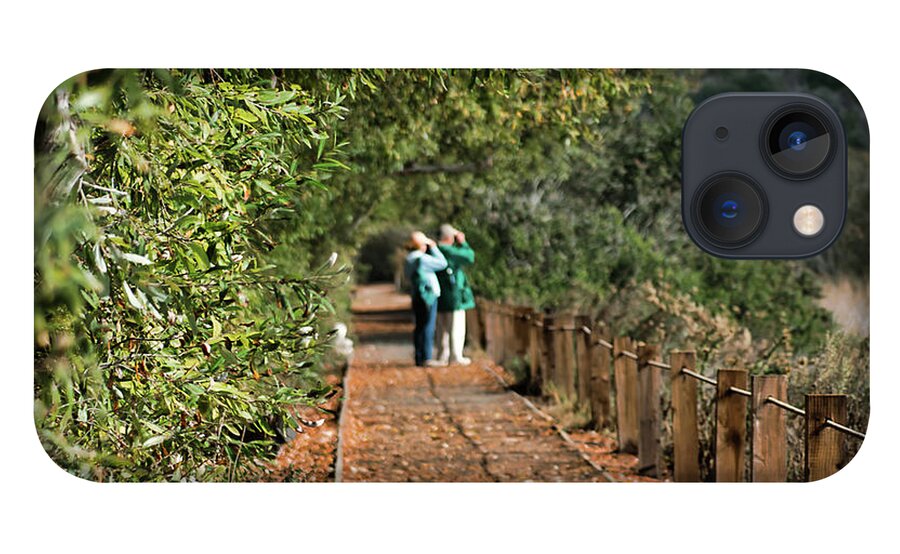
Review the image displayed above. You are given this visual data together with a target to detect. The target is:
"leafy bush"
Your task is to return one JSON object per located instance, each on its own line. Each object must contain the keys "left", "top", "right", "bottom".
{"left": 35, "top": 70, "right": 349, "bottom": 481}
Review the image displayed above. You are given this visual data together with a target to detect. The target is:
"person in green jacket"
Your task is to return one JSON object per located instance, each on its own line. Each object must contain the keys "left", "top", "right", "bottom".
{"left": 434, "top": 224, "right": 476, "bottom": 365}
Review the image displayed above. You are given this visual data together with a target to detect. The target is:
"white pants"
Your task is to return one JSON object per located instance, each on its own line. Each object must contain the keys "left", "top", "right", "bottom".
{"left": 436, "top": 309, "right": 467, "bottom": 363}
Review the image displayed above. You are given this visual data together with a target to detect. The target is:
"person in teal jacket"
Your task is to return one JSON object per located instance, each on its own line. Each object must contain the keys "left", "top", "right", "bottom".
{"left": 434, "top": 224, "right": 476, "bottom": 365}
{"left": 404, "top": 231, "right": 447, "bottom": 367}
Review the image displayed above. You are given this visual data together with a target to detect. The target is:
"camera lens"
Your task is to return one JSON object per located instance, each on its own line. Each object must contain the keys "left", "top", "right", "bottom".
{"left": 763, "top": 106, "right": 834, "bottom": 178}
{"left": 787, "top": 130, "right": 808, "bottom": 151}
{"left": 694, "top": 173, "right": 767, "bottom": 247}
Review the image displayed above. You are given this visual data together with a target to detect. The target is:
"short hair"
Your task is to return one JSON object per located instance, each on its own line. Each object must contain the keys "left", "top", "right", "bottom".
{"left": 439, "top": 224, "right": 458, "bottom": 241}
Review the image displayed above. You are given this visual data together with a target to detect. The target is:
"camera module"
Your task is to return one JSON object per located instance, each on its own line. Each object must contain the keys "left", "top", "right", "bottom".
{"left": 682, "top": 92, "right": 848, "bottom": 258}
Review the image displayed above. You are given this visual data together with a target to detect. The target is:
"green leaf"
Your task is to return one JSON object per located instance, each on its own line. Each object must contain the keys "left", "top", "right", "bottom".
{"left": 122, "top": 252, "right": 153, "bottom": 265}
{"left": 142, "top": 420, "right": 166, "bottom": 434}
{"left": 142, "top": 435, "right": 167, "bottom": 448}
{"left": 187, "top": 242, "right": 210, "bottom": 271}
{"left": 232, "top": 108, "right": 258, "bottom": 124}
{"left": 93, "top": 243, "right": 107, "bottom": 274}
{"left": 122, "top": 281, "right": 145, "bottom": 312}
{"left": 257, "top": 90, "right": 296, "bottom": 105}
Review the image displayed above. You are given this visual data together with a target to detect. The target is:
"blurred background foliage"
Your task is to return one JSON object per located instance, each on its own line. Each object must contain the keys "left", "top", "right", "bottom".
{"left": 35, "top": 69, "right": 868, "bottom": 481}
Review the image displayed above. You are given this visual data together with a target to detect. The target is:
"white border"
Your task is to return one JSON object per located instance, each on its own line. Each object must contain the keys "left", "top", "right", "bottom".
{"left": 3, "top": 1, "right": 895, "bottom": 552}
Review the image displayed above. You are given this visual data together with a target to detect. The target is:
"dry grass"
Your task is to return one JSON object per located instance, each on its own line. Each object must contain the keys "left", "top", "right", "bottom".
{"left": 818, "top": 277, "right": 869, "bottom": 336}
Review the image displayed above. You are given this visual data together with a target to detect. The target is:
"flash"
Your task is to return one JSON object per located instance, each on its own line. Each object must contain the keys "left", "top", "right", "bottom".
{"left": 793, "top": 205, "right": 825, "bottom": 237}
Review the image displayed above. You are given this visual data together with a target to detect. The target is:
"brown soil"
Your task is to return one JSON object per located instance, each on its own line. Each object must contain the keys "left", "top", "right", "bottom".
{"left": 264, "top": 375, "right": 342, "bottom": 482}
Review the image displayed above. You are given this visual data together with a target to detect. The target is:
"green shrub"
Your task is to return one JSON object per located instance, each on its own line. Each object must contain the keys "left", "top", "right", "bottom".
{"left": 34, "top": 70, "right": 349, "bottom": 481}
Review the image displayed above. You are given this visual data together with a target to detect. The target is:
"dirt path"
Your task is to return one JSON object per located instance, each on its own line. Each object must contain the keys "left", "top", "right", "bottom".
{"left": 338, "top": 284, "right": 653, "bottom": 482}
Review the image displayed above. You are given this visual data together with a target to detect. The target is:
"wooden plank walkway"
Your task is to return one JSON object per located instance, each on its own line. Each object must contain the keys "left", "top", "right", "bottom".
{"left": 337, "top": 284, "right": 639, "bottom": 482}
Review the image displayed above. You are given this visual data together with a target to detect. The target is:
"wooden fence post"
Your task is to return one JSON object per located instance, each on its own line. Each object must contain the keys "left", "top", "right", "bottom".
{"left": 715, "top": 369, "right": 749, "bottom": 482}
{"left": 589, "top": 322, "right": 612, "bottom": 429}
{"left": 470, "top": 298, "right": 480, "bottom": 351}
{"left": 493, "top": 303, "right": 503, "bottom": 361}
{"left": 528, "top": 311, "right": 543, "bottom": 392}
{"left": 670, "top": 350, "right": 700, "bottom": 482}
{"left": 467, "top": 302, "right": 484, "bottom": 351}
{"left": 504, "top": 306, "right": 518, "bottom": 365}
{"left": 541, "top": 314, "right": 556, "bottom": 396}
{"left": 505, "top": 306, "right": 518, "bottom": 363}
{"left": 484, "top": 302, "right": 500, "bottom": 362}
{"left": 637, "top": 343, "right": 661, "bottom": 477}
{"left": 506, "top": 306, "right": 524, "bottom": 361}
{"left": 575, "top": 315, "right": 593, "bottom": 415}
{"left": 500, "top": 304, "right": 512, "bottom": 364}
{"left": 553, "top": 314, "right": 577, "bottom": 400}
{"left": 520, "top": 308, "right": 533, "bottom": 384}
{"left": 549, "top": 315, "right": 563, "bottom": 393}
{"left": 805, "top": 394, "right": 848, "bottom": 481}
{"left": 613, "top": 337, "right": 639, "bottom": 454}
{"left": 514, "top": 307, "right": 531, "bottom": 362}
{"left": 497, "top": 304, "right": 509, "bottom": 365}
{"left": 751, "top": 374, "right": 788, "bottom": 482}
{"left": 481, "top": 301, "right": 491, "bottom": 358}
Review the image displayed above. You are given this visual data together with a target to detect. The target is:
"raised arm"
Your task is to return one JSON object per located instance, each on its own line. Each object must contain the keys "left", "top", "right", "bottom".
{"left": 418, "top": 246, "right": 448, "bottom": 272}
{"left": 448, "top": 242, "right": 475, "bottom": 266}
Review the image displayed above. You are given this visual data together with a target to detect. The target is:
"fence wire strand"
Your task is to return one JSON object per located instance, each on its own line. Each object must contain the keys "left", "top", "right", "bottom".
{"left": 680, "top": 368, "right": 718, "bottom": 387}
{"left": 824, "top": 418, "right": 867, "bottom": 440}
{"left": 765, "top": 395, "right": 806, "bottom": 416}
{"left": 727, "top": 385, "right": 752, "bottom": 398}
{"left": 595, "top": 338, "right": 614, "bottom": 350}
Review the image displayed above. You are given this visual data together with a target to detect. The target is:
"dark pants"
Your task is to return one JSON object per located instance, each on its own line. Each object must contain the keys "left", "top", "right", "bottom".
{"left": 412, "top": 295, "right": 438, "bottom": 366}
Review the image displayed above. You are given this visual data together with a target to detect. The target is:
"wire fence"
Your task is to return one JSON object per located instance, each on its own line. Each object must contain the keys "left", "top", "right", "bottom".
{"left": 471, "top": 298, "right": 866, "bottom": 482}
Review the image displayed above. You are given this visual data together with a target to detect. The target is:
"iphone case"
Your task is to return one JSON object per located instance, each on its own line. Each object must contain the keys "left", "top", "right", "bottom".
{"left": 33, "top": 69, "right": 868, "bottom": 482}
